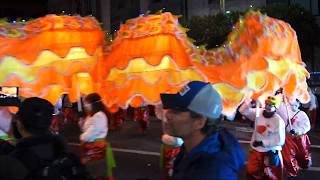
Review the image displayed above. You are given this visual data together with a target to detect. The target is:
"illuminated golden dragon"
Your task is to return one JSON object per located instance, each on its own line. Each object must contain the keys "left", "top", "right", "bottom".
{"left": 101, "top": 12, "right": 309, "bottom": 115}
{"left": 0, "top": 12, "right": 309, "bottom": 116}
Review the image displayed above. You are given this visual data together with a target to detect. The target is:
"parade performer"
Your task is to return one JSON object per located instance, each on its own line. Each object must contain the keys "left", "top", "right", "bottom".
{"left": 0, "top": 107, "right": 15, "bottom": 154}
{"left": 156, "top": 104, "right": 183, "bottom": 180}
{"left": 79, "top": 93, "right": 116, "bottom": 180}
{"left": 160, "top": 134, "right": 183, "bottom": 180}
{"left": 110, "top": 108, "right": 126, "bottom": 130}
{"left": 0, "top": 107, "right": 13, "bottom": 140}
{"left": 133, "top": 105, "right": 150, "bottom": 134}
{"left": 239, "top": 96, "right": 286, "bottom": 179}
{"left": 307, "top": 88, "right": 318, "bottom": 129}
{"left": 277, "top": 98, "right": 312, "bottom": 177}
{"left": 50, "top": 94, "right": 77, "bottom": 134}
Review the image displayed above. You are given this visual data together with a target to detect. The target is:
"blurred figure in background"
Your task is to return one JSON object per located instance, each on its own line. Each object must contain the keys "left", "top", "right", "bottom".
{"left": 308, "top": 88, "right": 318, "bottom": 130}
{"left": 0, "top": 107, "right": 15, "bottom": 155}
{"left": 161, "top": 134, "right": 183, "bottom": 180}
{"left": 50, "top": 94, "right": 77, "bottom": 134}
{"left": 110, "top": 108, "right": 126, "bottom": 130}
{"left": 300, "top": 88, "right": 318, "bottom": 130}
{"left": 0, "top": 107, "right": 13, "bottom": 139}
{"left": 156, "top": 104, "right": 183, "bottom": 180}
{"left": 133, "top": 105, "right": 150, "bottom": 135}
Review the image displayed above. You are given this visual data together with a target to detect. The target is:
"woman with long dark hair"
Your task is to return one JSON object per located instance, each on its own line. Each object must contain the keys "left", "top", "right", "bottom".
{"left": 79, "top": 93, "right": 115, "bottom": 180}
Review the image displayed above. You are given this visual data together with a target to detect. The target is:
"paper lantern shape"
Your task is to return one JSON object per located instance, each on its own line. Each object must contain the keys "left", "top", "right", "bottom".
{"left": 99, "top": 13, "right": 207, "bottom": 111}
{"left": 100, "top": 12, "right": 309, "bottom": 116}
{"left": 0, "top": 15, "right": 105, "bottom": 104}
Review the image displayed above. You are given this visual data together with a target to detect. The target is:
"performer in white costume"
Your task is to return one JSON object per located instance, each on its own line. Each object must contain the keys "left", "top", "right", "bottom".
{"left": 239, "top": 96, "right": 285, "bottom": 179}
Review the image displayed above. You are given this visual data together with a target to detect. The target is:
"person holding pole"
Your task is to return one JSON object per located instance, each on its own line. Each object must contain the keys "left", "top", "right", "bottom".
{"left": 277, "top": 96, "right": 312, "bottom": 177}
{"left": 239, "top": 96, "right": 286, "bottom": 179}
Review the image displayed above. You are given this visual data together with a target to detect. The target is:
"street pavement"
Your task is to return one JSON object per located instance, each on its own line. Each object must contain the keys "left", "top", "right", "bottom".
{"left": 64, "top": 117, "right": 320, "bottom": 180}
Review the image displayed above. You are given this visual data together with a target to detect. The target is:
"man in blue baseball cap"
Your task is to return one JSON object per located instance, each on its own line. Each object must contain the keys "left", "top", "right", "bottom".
{"left": 160, "top": 81, "right": 245, "bottom": 180}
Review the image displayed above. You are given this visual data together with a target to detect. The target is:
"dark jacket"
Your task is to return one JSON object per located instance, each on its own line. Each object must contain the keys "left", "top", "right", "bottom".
{"left": 172, "top": 128, "right": 245, "bottom": 180}
{"left": 0, "top": 139, "right": 15, "bottom": 155}
{"left": 0, "top": 134, "right": 66, "bottom": 180}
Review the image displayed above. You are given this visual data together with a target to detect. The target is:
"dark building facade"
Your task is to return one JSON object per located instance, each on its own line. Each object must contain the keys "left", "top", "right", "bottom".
{"left": 0, "top": 0, "right": 48, "bottom": 20}
{"left": 2, "top": 0, "right": 318, "bottom": 30}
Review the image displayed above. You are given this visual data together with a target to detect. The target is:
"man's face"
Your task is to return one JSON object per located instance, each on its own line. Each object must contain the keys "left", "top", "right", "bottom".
{"left": 265, "top": 102, "right": 276, "bottom": 112}
{"left": 164, "top": 109, "right": 200, "bottom": 139}
{"left": 263, "top": 101, "right": 276, "bottom": 118}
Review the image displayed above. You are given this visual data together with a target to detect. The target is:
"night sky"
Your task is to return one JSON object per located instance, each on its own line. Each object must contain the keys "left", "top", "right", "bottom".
{"left": 0, "top": 0, "right": 48, "bottom": 20}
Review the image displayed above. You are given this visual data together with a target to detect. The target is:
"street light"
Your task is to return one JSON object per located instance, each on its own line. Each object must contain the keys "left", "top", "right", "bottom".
{"left": 220, "top": 0, "right": 225, "bottom": 13}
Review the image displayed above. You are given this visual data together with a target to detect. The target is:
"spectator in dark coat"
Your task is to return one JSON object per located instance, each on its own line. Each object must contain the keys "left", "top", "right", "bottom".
{"left": 0, "top": 97, "right": 67, "bottom": 180}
